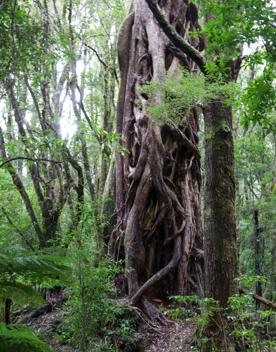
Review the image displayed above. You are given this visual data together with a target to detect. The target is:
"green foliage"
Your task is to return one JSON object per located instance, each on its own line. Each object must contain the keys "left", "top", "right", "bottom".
{"left": 164, "top": 295, "right": 201, "bottom": 321}
{"left": 61, "top": 253, "right": 137, "bottom": 350}
{"left": 0, "top": 246, "right": 69, "bottom": 305}
{"left": 0, "top": 1, "right": 53, "bottom": 82}
{"left": 141, "top": 71, "right": 238, "bottom": 125}
{"left": 0, "top": 323, "right": 50, "bottom": 352}
{"left": 190, "top": 294, "right": 275, "bottom": 351}
{"left": 197, "top": 0, "right": 275, "bottom": 69}
{"left": 0, "top": 170, "right": 31, "bottom": 247}
{"left": 168, "top": 293, "right": 275, "bottom": 351}
{"left": 240, "top": 65, "right": 276, "bottom": 133}
{"left": 235, "top": 129, "right": 275, "bottom": 295}
{"left": 227, "top": 294, "right": 275, "bottom": 351}
{"left": 235, "top": 275, "right": 268, "bottom": 290}
{"left": 58, "top": 205, "right": 137, "bottom": 351}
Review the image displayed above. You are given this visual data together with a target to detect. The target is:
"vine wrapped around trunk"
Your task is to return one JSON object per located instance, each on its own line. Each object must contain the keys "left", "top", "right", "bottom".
{"left": 109, "top": 0, "right": 205, "bottom": 314}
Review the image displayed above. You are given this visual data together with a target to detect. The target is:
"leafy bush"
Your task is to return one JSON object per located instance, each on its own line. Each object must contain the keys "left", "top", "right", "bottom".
{"left": 191, "top": 294, "right": 275, "bottom": 351}
{"left": 59, "top": 249, "right": 137, "bottom": 351}
{"left": 164, "top": 295, "right": 201, "bottom": 322}
{"left": 167, "top": 293, "right": 275, "bottom": 351}
{"left": 227, "top": 294, "right": 275, "bottom": 351}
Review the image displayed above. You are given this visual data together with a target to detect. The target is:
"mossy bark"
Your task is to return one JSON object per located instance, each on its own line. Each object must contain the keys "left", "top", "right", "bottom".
{"left": 202, "top": 101, "right": 238, "bottom": 352}
{"left": 204, "top": 101, "right": 238, "bottom": 307}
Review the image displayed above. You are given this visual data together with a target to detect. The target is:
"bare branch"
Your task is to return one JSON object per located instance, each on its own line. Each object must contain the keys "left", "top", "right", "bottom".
{"left": 78, "top": 37, "right": 108, "bottom": 68}
{"left": 0, "top": 157, "right": 62, "bottom": 169}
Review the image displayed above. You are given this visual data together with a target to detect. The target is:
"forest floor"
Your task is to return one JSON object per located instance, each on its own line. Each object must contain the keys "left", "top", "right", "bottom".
{"left": 25, "top": 290, "right": 197, "bottom": 351}
{"left": 28, "top": 308, "right": 197, "bottom": 351}
{"left": 29, "top": 312, "right": 196, "bottom": 352}
{"left": 25, "top": 290, "right": 74, "bottom": 351}
{"left": 28, "top": 309, "right": 74, "bottom": 352}
{"left": 143, "top": 321, "right": 196, "bottom": 351}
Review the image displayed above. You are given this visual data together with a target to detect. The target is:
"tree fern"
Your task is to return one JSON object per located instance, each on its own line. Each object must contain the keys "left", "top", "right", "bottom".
{"left": 0, "top": 323, "right": 51, "bottom": 352}
{"left": 0, "top": 247, "right": 69, "bottom": 351}
{"left": 0, "top": 246, "right": 69, "bottom": 305}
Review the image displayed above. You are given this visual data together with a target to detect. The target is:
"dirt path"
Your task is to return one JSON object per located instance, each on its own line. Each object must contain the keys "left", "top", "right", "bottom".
{"left": 144, "top": 322, "right": 196, "bottom": 352}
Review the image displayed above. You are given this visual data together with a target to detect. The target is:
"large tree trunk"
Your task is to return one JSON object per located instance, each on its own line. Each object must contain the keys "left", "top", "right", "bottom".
{"left": 110, "top": 0, "right": 204, "bottom": 314}
{"left": 141, "top": 0, "right": 240, "bottom": 347}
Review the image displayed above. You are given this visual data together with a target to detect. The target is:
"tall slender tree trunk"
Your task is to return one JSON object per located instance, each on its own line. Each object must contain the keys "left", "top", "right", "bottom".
{"left": 204, "top": 102, "right": 238, "bottom": 307}
{"left": 253, "top": 209, "right": 263, "bottom": 309}
{"left": 270, "top": 233, "right": 276, "bottom": 334}
{"left": 203, "top": 101, "right": 238, "bottom": 351}
{"left": 110, "top": 0, "right": 204, "bottom": 315}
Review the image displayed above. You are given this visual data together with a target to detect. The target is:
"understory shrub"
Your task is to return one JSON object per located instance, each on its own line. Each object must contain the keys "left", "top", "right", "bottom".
{"left": 58, "top": 205, "right": 138, "bottom": 351}
{"left": 166, "top": 293, "right": 275, "bottom": 352}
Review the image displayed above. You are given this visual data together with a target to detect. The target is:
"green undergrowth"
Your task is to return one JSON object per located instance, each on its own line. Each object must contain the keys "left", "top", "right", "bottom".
{"left": 55, "top": 205, "right": 139, "bottom": 352}
{"left": 0, "top": 245, "right": 70, "bottom": 351}
{"left": 58, "top": 256, "right": 138, "bottom": 351}
{"left": 164, "top": 292, "right": 275, "bottom": 352}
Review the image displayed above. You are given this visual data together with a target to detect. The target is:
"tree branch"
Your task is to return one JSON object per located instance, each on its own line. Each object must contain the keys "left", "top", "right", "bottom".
{"left": 1, "top": 207, "right": 35, "bottom": 251}
{"left": 0, "top": 127, "right": 44, "bottom": 245}
{"left": 78, "top": 36, "right": 108, "bottom": 68}
{"left": 144, "top": 0, "right": 207, "bottom": 75}
{"left": 0, "top": 157, "right": 62, "bottom": 169}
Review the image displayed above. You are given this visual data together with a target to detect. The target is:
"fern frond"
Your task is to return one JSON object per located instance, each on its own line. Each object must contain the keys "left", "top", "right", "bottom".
{"left": 0, "top": 323, "right": 50, "bottom": 352}
{"left": 0, "top": 246, "right": 70, "bottom": 304}
{"left": 0, "top": 248, "right": 69, "bottom": 280}
{"left": 0, "top": 281, "right": 43, "bottom": 305}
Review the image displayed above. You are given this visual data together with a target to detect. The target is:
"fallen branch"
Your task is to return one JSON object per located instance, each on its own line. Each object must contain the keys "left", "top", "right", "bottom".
{"left": 239, "top": 287, "right": 276, "bottom": 311}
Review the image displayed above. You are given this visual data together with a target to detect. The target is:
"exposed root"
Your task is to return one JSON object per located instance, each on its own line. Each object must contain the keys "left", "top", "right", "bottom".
{"left": 131, "top": 236, "right": 181, "bottom": 305}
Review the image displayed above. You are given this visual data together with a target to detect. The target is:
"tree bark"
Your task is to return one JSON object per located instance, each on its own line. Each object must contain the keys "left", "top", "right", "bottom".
{"left": 110, "top": 0, "right": 204, "bottom": 315}
{"left": 4, "top": 298, "right": 12, "bottom": 325}
{"left": 143, "top": 0, "right": 240, "bottom": 309}
{"left": 144, "top": 0, "right": 241, "bottom": 348}
{"left": 253, "top": 209, "right": 263, "bottom": 309}
{"left": 203, "top": 101, "right": 238, "bottom": 307}
{"left": 202, "top": 101, "right": 238, "bottom": 351}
